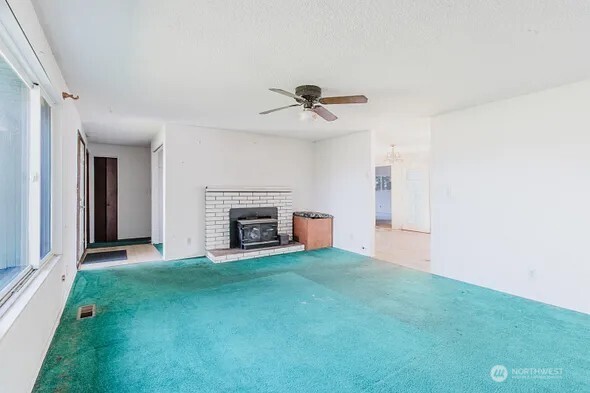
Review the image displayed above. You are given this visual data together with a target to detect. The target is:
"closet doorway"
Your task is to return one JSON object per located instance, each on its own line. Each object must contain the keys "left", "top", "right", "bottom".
{"left": 94, "top": 157, "right": 118, "bottom": 242}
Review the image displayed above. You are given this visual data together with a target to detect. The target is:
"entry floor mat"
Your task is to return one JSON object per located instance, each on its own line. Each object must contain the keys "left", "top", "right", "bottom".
{"left": 83, "top": 250, "right": 127, "bottom": 264}
{"left": 87, "top": 237, "right": 151, "bottom": 249}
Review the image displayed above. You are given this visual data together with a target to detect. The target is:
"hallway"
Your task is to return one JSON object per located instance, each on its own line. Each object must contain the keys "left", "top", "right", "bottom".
{"left": 374, "top": 228, "right": 430, "bottom": 273}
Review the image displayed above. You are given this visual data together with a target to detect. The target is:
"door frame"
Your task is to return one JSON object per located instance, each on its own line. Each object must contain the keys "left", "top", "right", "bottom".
{"left": 375, "top": 165, "right": 393, "bottom": 227}
{"left": 152, "top": 144, "right": 164, "bottom": 245}
{"left": 76, "top": 132, "right": 88, "bottom": 266}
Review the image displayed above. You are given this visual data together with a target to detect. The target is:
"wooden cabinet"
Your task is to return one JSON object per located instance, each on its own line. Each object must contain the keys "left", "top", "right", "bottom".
{"left": 293, "top": 215, "right": 333, "bottom": 250}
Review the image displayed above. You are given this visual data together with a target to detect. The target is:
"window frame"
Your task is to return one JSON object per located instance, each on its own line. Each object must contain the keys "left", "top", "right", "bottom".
{"left": 0, "top": 3, "right": 61, "bottom": 305}
{"left": 0, "top": 51, "right": 34, "bottom": 303}
{"left": 39, "top": 92, "right": 53, "bottom": 263}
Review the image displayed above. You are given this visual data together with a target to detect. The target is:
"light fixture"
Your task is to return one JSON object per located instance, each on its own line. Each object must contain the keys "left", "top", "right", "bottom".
{"left": 386, "top": 144, "right": 403, "bottom": 163}
{"left": 299, "top": 108, "right": 317, "bottom": 122}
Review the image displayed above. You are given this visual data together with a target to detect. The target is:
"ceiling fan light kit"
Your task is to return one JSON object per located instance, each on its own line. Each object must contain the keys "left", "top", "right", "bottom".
{"left": 260, "top": 85, "right": 368, "bottom": 122}
{"left": 299, "top": 108, "right": 318, "bottom": 122}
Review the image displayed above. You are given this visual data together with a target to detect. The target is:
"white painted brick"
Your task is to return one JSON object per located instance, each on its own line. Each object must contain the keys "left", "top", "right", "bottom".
{"left": 206, "top": 190, "right": 293, "bottom": 251}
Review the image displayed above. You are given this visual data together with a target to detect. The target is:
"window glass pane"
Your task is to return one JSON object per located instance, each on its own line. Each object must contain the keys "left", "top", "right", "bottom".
{"left": 40, "top": 97, "right": 51, "bottom": 258}
{"left": 0, "top": 56, "right": 29, "bottom": 290}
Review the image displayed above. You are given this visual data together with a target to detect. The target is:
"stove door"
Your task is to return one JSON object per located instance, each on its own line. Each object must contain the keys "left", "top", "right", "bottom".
{"left": 260, "top": 224, "right": 277, "bottom": 242}
{"left": 241, "top": 225, "right": 261, "bottom": 243}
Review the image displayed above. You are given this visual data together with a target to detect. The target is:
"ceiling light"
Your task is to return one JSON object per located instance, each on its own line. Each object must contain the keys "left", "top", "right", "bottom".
{"left": 299, "top": 108, "right": 317, "bottom": 122}
{"left": 386, "top": 145, "right": 403, "bottom": 163}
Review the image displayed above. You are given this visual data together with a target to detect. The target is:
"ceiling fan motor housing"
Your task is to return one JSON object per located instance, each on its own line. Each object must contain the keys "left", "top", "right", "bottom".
{"left": 295, "top": 85, "right": 322, "bottom": 107}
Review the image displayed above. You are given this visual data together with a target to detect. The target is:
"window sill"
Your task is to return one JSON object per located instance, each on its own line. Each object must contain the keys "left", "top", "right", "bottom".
{"left": 0, "top": 254, "right": 62, "bottom": 340}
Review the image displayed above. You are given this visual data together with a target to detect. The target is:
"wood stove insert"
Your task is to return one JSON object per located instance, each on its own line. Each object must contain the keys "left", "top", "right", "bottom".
{"left": 230, "top": 207, "right": 280, "bottom": 249}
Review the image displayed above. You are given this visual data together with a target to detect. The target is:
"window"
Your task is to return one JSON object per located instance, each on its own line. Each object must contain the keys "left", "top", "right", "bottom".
{"left": 0, "top": 56, "right": 30, "bottom": 294}
{"left": 40, "top": 97, "right": 51, "bottom": 259}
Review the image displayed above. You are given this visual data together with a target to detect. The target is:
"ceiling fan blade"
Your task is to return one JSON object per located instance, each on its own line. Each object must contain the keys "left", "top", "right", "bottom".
{"left": 269, "top": 88, "right": 303, "bottom": 100}
{"left": 259, "top": 104, "right": 301, "bottom": 115}
{"left": 319, "top": 95, "right": 368, "bottom": 105}
{"left": 312, "top": 105, "right": 338, "bottom": 122}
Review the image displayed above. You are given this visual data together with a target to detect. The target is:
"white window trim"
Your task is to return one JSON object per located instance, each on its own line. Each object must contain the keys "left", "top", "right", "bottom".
{"left": 39, "top": 92, "right": 54, "bottom": 263}
{"left": 28, "top": 85, "right": 41, "bottom": 269}
{"left": 0, "top": 1, "right": 61, "bottom": 308}
{"left": 0, "top": 2, "right": 60, "bottom": 104}
{"left": 0, "top": 254, "right": 60, "bottom": 330}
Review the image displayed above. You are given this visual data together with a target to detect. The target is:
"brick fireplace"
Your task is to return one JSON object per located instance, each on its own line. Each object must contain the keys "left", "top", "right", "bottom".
{"left": 205, "top": 187, "right": 304, "bottom": 262}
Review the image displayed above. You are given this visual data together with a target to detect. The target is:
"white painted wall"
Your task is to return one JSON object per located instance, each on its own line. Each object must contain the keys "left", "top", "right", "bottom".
{"left": 431, "top": 79, "right": 590, "bottom": 315}
{"left": 88, "top": 143, "right": 151, "bottom": 241}
{"left": 163, "top": 125, "right": 314, "bottom": 260}
{"left": 0, "top": 1, "right": 84, "bottom": 392}
{"left": 313, "top": 131, "right": 375, "bottom": 256}
{"left": 372, "top": 117, "right": 431, "bottom": 165}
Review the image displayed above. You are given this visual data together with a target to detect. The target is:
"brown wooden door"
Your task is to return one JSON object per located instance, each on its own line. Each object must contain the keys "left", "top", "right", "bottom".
{"left": 94, "top": 157, "right": 118, "bottom": 242}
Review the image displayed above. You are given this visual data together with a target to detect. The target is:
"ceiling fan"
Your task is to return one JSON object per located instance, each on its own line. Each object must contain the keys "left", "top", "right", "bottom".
{"left": 259, "top": 85, "right": 368, "bottom": 122}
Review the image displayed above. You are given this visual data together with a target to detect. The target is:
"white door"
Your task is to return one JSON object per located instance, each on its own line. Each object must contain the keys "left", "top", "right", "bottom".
{"left": 403, "top": 167, "right": 430, "bottom": 233}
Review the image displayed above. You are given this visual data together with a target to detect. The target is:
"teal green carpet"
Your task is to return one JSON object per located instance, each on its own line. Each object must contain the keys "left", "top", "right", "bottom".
{"left": 34, "top": 249, "right": 590, "bottom": 392}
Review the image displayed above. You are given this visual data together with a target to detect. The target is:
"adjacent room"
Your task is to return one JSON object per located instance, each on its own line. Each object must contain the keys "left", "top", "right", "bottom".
{"left": 83, "top": 141, "right": 161, "bottom": 269}
{"left": 1, "top": 1, "right": 589, "bottom": 392}
{"left": 373, "top": 124, "right": 431, "bottom": 272}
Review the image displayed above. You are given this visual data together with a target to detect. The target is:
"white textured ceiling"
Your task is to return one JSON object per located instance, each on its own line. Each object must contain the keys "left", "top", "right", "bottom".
{"left": 33, "top": 0, "right": 590, "bottom": 144}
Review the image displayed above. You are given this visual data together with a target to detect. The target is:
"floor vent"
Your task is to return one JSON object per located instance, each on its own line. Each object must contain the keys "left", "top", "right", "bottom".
{"left": 77, "top": 305, "right": 96, "bottom": 320}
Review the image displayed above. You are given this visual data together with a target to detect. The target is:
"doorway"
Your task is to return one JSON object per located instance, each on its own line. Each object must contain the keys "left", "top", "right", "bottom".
{"left": 375, "top": 166, "right": 392, "bottom": 228}
{"left": 151, "top": 145, "right": 164, "bottom": 256}
{"left": 373, "top": 148, "right": 431, "bottom": 273}
{"left": 94, "top": 157, "right": 118, "bottom": 242}
{"left": 157, "top": 147, "right": 164, "bottom": 245}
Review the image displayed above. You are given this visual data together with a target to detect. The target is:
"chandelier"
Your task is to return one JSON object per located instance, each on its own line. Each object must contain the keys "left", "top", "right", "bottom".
{"left": 385, "top": 145, "right": 403, "bottom": 163}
